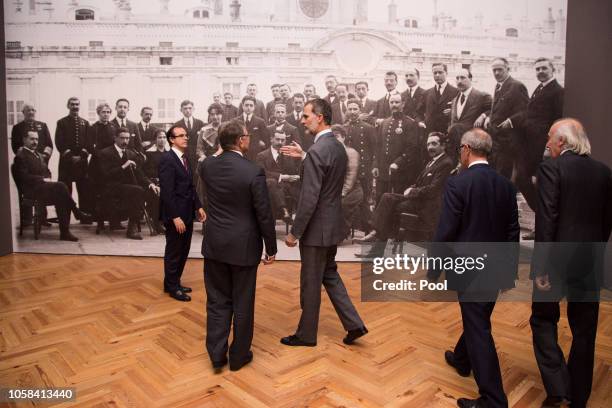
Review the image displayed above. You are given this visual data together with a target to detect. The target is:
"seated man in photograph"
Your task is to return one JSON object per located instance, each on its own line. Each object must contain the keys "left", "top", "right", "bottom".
{"left": 13, "top": 131, "right": 90, "bottom": 241}
{"left": 97, "top": 128, "right": 159, "bottom": 240}
{"left": 255, "top": 130, "right": 301, "bottom": 224}
{"left": 355, "top": 132, "right": 454, "bottom": 252}
{"left": 143, "top": 129, "right": 168, "bottom": 234}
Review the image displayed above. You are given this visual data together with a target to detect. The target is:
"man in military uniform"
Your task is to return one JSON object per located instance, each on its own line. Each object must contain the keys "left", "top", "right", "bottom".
{"left": 11, "top": 104, "right": 53, "bottom": 162}
{"left": 55, "top": 96, "right": 94, "bottom": 215}
{"left": 372, "top": 94, "right": 420, "bottom": 203}
{"left": 345, "top": 98, "right": 376, "bottom": 232}
{"left": 111, "top": 98, "right": 144, "bottom": 156}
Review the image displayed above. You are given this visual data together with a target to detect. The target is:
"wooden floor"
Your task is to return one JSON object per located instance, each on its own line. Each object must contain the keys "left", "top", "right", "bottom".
{"left": 0, "top": 254, "right": 610, "bottom": 408}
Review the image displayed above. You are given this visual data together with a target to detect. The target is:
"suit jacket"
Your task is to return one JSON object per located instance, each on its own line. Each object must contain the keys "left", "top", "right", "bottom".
{"left": 266, "top": 98, "right": 283, "bottom": 123}
{"left": 405, "top": 153, "right": 454, "bottom": 227}
{"left": 255, "top": 148, "right": 300, "bottom": 181}
{"left": 11, "top": 120, "right": 53, "bottom": 159}
{"left": 200, "top": 151, "right": 277, "bottom": 266}
{"left": 424, "top": 83, "right": 459, "bottom": 132}
{"left": 138, "top": 122, "right": 160, "bottom": 150}
{"left": 222, "top": 104, "right": 239, "bottom": 122}
{"left": 359, "top": 98, "right": 377, "bottom": 116}
{"left": 489, "top": 76, "right": 529, "bottom": 127}
{"left": 158, "top": 150, "right": 202, "bottom": 224}
{"left": 372, "top": 90, "right": 401, "bottom": 120}
{"left": 144, "top": 148, "right": 165, "bottom": 180}
{"left": 374, "top": 114, "right": 420, "bottom": 183}
{"left": 239, "top": 99, "right": 267, "bottom": 123}
{"left": 331, "top": 99, "right": 349, "bottom": 125}
{"left": 285, "top": 113, "right": 311, "bottom": 150}
{"left": 235, "top": 114, "right": 268, "bottom": 160}
{"left": 323, "top": 93, "right": 336, "bottom": 106}
{"left": 512, "top": 79, "right": 564, "bottom": 140}
{"left": 531, "top": 153, "right": 612, "bottom": 287}
{"left": 13, "top": 148, "right": 52, "bottom": 197}
{"left": 432, "top": 163, "right": 520, "bottom": 290}
{"left": 449, "top": 88, "right": 492, "bottom": 130}
{"left": 401, "top": 87, "right": 426, "bottom": 122}
{"left": 291, "top": 131, "right": 347, "bottom": 246}
{"left": 173, "top": 117, "right": 205, "bottom": 171}
{"left": 55, "top": 115, "right": 92, "bottom": 179}
{"left": 267, "top": 121, "right": 302, "bottom": 147}
{"left": 97, "top": 144, "right": 151, "bottom": 192}
{"left": 111, "top": 118, "right": 144, "bottom": 153}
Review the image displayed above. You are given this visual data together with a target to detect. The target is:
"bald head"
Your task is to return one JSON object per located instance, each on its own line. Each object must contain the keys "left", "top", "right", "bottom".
{"left": 547, "top": 118, "right": 591, "bottom": 158}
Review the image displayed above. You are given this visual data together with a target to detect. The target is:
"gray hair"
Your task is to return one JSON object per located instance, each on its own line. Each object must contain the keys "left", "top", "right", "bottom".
{"left": 551, "top": 118, "right": 591, "bottom": 155}
{"left": 96, "top": 102, "right": 112, "bottom": 115}
{"left": 461, "top": 128, "right": 492, "bottom": 157}
{"left": 21, "top": 103, "right": 35, "bottom": 114}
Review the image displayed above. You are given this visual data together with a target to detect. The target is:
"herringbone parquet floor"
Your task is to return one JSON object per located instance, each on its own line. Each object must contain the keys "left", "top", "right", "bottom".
{"left": 0, "top": 254, "right": 610, "bottom": 407}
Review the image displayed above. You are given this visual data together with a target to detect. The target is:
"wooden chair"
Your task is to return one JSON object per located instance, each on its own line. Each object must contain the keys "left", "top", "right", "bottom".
{"left": 11, "top": 163, "right": 45, "bottom": 239}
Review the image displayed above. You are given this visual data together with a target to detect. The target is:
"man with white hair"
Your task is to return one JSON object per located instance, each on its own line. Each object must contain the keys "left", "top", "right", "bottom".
{"left": 530, "top": 118, "right": 612, "bottom": 408}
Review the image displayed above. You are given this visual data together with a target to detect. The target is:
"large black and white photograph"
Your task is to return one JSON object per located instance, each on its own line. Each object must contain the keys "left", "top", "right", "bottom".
{"left": 5, "top": 0, "right": 568, "bottom": 260}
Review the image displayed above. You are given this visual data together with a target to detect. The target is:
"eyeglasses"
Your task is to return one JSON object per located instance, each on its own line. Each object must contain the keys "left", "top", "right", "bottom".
{"left": 241, "top": 134, "right": 251, "bottom": 138}
{"left": 174, "top": 134, "right": 189, "bottom": 139}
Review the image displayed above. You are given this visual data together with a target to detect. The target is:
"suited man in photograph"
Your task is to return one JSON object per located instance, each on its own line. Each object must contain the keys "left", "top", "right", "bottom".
{"left": 267, "top": 103, "right": 301, "bottom": 147}
{"left": 303, "top": 83, "right": 317, "bottom": 101}
{"left": 174, "top": 100, "right": 206, "bottom": 175}
{"left": 430, "top": 128, "right": 519, "bottom": 408}
{"left": 144, "top": 129, "right": 169, "bottom": 235}
{"left": 401, "top": 68, "right": 428, "bottom": 166}
{"left": 372, "top": 71, "right": 401, "bottom": 125}
{"left": 354, "top": 81, "right": 377, "bottom": 117}
{"left": 285, "top": 93, "right": 309, "bottom": 149}
{"left": 11, "top": 104, "right": 53, "bottom": 161}
{"left": 112, "top": 98, "right": 144, "bottom": 155}
{"left": 138, "top": 106, "right": 158, "bottom": 151}
{"left": 323, "top": 75, "right": 338, "bottom": 105}
{"left": 55, "top": 96, "right": 94, "bottom": 215}
{"left": 255, "top": 131, "right": 301, "bottom": 223}
{"left": 424, "top": 63, "right": 459, "bottom": 133}
{"left": 238, "top": 83, "right": 267, "bottom": 122}
{"left": 331, "top": 83, "right": 350, "bottom": 125}
{"left": 356, "top": 132, "right": 454, "bottom": 248}
{"left": 200, "top": 120, "right": 277, "bottom": 372}
{"left": 447, "top": 68, "right": 492, "bottom": 163}
{"left": 158, "top": 125, "right": 206, "bottom": 301}
{"left": 529, "top": 119, "right": 612, "bottom": 408}
{"left": 13, "top": 131, "right": 90, "bottom": 241}
{"left": 512, "top": 58, "right": 565, "bottom": 232}
{"left": 484, "top": 58, "right": 529, "bottom": 179}
{"left": 236, "top": 96, "right": 268, "bottom": 161}
{"left": 97, "top": 128, "right": 159, "bottom": 240}
{"left": 265, "top": 83, "right": 283, "bottom": 122}
{"left": 280, "top": 98, "right": 367, "bottom": 347}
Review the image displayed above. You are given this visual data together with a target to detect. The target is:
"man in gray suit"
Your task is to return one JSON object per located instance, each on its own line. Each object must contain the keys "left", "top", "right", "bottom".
{"left": 280, "top": 98, "right": 367, "bottom": 347}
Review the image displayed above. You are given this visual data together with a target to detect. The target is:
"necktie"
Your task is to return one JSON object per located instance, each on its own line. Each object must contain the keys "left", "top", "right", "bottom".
{"left": 188, "top": 119, "right": 192, "bottom": 131}
{"left": 341, "top": 102, "right": 347, "bottom": 115}
{"left": 533, "top": 84, "right": 544, "bottom": 97}
{"left": 495, "top": 83, "right": 501, "bottom": 93}
{"left": 182, "top": 154, "right": 189, "bottom": 171}
{"left": 409, "top": 88, "right": 414, "bottom": 98}
{"left": 460, "top": 94, "right": 466, "bottom": 105}
{"left": 121, "top": 149, "right": 126, "bottom": 161}
{"left": 121, "top": 119, "right": 125, "bottom": 127}
{"left": 144, "top": 123, "right": 148, "bottom": 131}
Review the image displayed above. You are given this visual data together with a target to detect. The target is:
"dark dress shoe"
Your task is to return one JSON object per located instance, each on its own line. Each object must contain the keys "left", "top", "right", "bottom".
{"left": 445, "top": 350, "right": 471, "bottom": 377}
{"left": 212, "top": 357, "right": 228, "bottom": 373}
{"left": 59, "top": 232, "right": 79, "bottom": 242}
{"left": 41, "top": 220, "right": 52, "bottom": 227}
{"left": 280, "top": 335, "right": 316, "bottom": 347}
{"left": 457, "top": 398, "right": 483, "bottom": 408}
{"left": 541, "top": 396, "right": 567, "bottom": 407}
{"left": 110, "top": 222, "right": 126, "bottom": 230}
{"left": 343, "top": 326, "right": 368, "bottom": 344}
{"left": 229, "top": 351, "right": 253, "bottom": 371}
{"left": 164, "top": 286, "right": 192, "bottom": 294}
{"left": 169, "top": 289, "right": 191, "bottom": 302}
{"left": 126, "top": 230, "right": 143, "bottom": 240}
{"left": 354, "top": 231, "right": 377, "bottom": 243}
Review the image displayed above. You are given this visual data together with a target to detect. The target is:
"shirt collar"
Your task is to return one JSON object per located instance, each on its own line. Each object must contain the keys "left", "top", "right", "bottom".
{"left": 115, "top": 144, "right": 126, "bottom": 156}
{"left": 540, "top": 77, "right": 555, "bottom": 88}
{"left": 468, "top": 160, "right": 489, "bottom": 168}
{"left": 171, "top": 146, "right": 185, "bottom": 160}
{"left": 271, "top": 147, "right": 279, "bottom": 160}
{"left": 462, "top": 87, "right": 473, "bottom": 98}
{"left": 431, "top": 152, "right": 445, "bottom": 163}
{"left": 230, "top": 149, "right": 243, "bottom": 157}
{"left": 23, "top": 146, "right": 36, "bottom": 154}
{"left": 314, "top": 128, "right": 332, "bottom": 144}
{"left": 437, "top": 81, "right": 448, "bottom": 91}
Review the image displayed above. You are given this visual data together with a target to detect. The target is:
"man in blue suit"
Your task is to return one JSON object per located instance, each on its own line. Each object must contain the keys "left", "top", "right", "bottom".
{"left": 159, "top": 125, "right": 206, "bottom": 302}
{"left": 200, "top": 120, "right": 277, "bottom": 372}
{"left": 430, "top": 128, "right": 519, "bottom": 408}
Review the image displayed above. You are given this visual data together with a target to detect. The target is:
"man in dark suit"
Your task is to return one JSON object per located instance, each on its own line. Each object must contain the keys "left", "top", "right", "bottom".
{"left": 236, "top": 96, "right": 268, "bottom": 161}
{"left": 255, "top": 131, "right": 301, "bottom": 223}
{"left": 138, "top": 106, "right": 159, "bottom": 151}
{"left": 280, "top": 98, "right": 367, "bottom": 347}
{"left": 303, "top": 83, "right": 316, "bottom": 101}
{"left": 55, "top": 97, "right": 94, "bottom": 215}
{"left": 159, "top": 125, "right": 206, "bottom": 302}
{"left": 144, "top": 129, "right": 168, "bottom": 234}
{"left": 265, "top": 84, "right": 283, "bottom": 122}
{"left": 279, "top": 83, "right": 294, "bottom": 113}
{"left": 200, "top": 120, "right": 277, "bottom": 372}
{"left": 354, "top": 81, "right": 377, "bottom": 117}
{"left": 447, "top": 68, "right": 492, "bottom": 163}
{"left": 97, "top": 128, "right": 159, "bottom": 240}
{"left": 401, "top": 68, "right": 428, "bottom": 167}
{"left": 430, "top": 128, "right": 519, "bottom": 408}
{"left": 511, "top": 58, "right": 564, "bottom": 219}
{"left": 356, "top": 132, "right": 454, "bottom": 247}
{"left": 238, "top": 83, "right": 267, "bottom": 122}
{"left": 372, "top": 94, "right": 420, "bottom": 201}
{"left": 484, "top": 58, "right": 529, "bottom": 179}
{"left": 530, "top": 119, "right": 612, "bottom": 408}
{"left": 345, "top": 98, "right": 376, "bottom": 232}
{"left": 323, "top": 75, "right": 338, "bottom": 105}
{"left": 11, "top": 104, "right": 53, "bottom": 162}
{"left": 221, "top": 92, "right": 240, "bottom": 122}
{"left": 111, "top": 98, "right": 144, "bottom": 156}
{"left": 372, "top": 71, "right": 401, "bottom": 125}
{"left": 424, "top": 63, "right": 459, "bottom": 133}
{"left": 174, "top": 100, "right": 205, "bottom": 175}
{"left": 286, "top": 93, "right": 310, "bottom": 149}
{"left": 13, "top": 131, "right": 90, "bottom": 241}
{"left": 267, "top": 103, "right": 301, "bottom": 147}
{"left": 331, "top": 83, "right": 350, "bottom": 125}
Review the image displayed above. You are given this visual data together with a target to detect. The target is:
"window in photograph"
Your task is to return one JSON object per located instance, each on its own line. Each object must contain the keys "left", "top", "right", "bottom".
{"left": 222, "top": 82, "right": 241, "bottom": 99}
{"left": 89, "top": 41, "right": 103, "bottom": 47}
{"left": 506, "top": 28, "right": 519, "bottom": 37}
{"left": 75, "top": 9, "right": 94, "bottom": 21}
{"left": 87, "top": 99, "right": 106, "bottom": 123}
{"left": 7, "top": 100, "right": 25, "bottom": 126}
{"left": 160, "top": 57, "right": 173, "bottom": 65}
{"left": 157, "top": 98, "right": 176, "bottom": 121}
